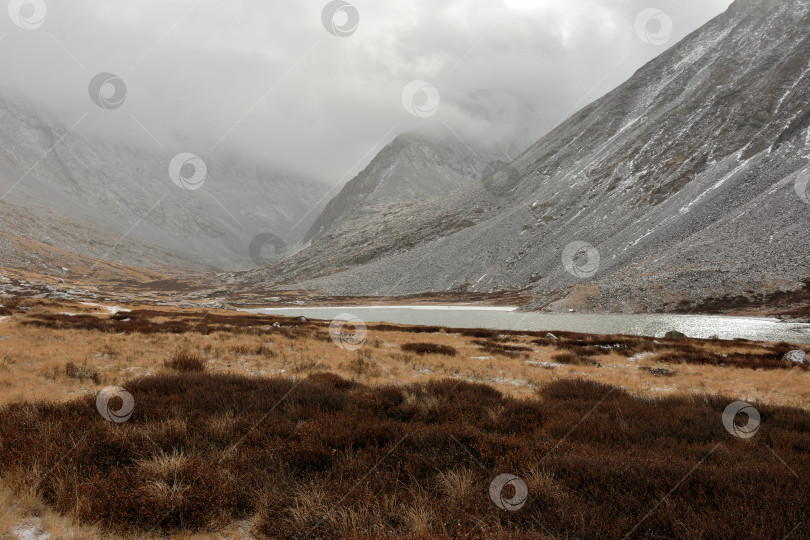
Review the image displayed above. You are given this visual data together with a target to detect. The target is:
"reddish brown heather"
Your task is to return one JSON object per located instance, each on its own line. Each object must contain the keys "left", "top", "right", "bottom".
{"left": 400, "top": 342, "right": 459, "bottom": 356}
{"left": 165, "top": 352, "right": 207, "bottom": 373}
{"left": 0, "top": 374, "right": 807, "bottom": 538}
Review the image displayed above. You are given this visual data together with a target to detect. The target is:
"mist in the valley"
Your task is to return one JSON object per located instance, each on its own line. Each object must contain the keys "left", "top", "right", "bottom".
{"left": 1, "top": 0, "right": 732, "bottom": 184}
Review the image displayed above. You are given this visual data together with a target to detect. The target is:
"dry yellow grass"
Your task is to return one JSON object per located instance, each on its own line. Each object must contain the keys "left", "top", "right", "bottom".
{"left": 0, "top": 299, "right": 808, "bottom": 409}
{"left": 0, "top": 299, "right": 807, "bottom": 538}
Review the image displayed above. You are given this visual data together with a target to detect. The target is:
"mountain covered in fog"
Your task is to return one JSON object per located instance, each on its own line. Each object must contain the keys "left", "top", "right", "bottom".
{"left": 304, "top": 130, "right": 514, "bottom": 244}
{"left": 242, "top": 0, "right": 810, "bottom": 312}
{"left": 0, "top": 88, "right": 328, "bottom": 271}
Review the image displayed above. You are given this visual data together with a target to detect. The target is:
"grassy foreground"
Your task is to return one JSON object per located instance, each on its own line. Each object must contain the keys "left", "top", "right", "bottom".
{"left": 0, "top": 299, "right": 807, "bottom": 538}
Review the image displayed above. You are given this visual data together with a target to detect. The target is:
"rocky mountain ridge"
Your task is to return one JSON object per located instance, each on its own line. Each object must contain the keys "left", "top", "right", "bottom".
{"left": 304, "top": 129, "right": 513, "bottom": 244}
{"left": 240, "top": 0, "right": 810, "bottom": 313}
{"left": 0, "top": 88, "right": 328, "bottom": 271}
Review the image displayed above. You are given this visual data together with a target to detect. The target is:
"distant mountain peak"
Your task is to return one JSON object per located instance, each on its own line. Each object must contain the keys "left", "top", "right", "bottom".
{"left": 303, "top": 127, "right": 512, "bottom": 243}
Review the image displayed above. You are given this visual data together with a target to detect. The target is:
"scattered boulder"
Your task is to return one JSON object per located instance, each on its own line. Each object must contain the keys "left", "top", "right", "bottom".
{"left": 272, "top": 322, "right": 282, "bottom": 328}
{"left": 544, "top": 333, "right": 558, "bottom": 340}
{"left": 783, "top": 350, "right": 808, "bottom": 364}
{"left": 664, "top": 330, "right": 686, "bottom": 339}
{"left": 299, "top": 316, "right": 308, "bottom": 322}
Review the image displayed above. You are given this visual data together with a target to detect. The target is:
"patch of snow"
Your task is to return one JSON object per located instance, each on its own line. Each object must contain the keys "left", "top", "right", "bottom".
{"left": 679, "top": 158, "right": 751, "bottom": 215}
{"left": 11, "top": 522, "right": 50, "bottom": 540}
{"left": 526, "top": 361, "right": 563, "bottom": 369}
{"left": 0, "top": 316, "right": 9, "bottom": 324}
{"left": 79, "top": 302, "right": 131, "bottom": 314}
{"left": 775, "top": 61, "right": 810, "bottom": 113}
{"left": 649, "top": 385, "right": 677, "bottom": 393}
{"left": 488, "top": 376, "right": 528, "bottom": 387}
{"left": 627, "top": 352, "right": 655, "bottom": 363}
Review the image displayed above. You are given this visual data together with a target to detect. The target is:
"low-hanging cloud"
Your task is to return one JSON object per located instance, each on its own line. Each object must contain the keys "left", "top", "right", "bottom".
{"left": 0, "top": 0, "right": 733, "bottom": 184}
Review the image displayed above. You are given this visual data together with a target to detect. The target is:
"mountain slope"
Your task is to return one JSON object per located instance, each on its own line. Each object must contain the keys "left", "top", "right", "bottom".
{"left": 304, "top": 129, "right": 508, "bottom": 243}
{"left": 0, "top": 89, "right": 328, "bottom": 271}
{"left": 241, "top": 0, "right": 810, "bottom": 312}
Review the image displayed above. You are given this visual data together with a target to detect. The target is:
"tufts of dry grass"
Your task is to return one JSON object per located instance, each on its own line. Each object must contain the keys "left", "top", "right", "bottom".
{"left": 1, "top": 298, "right": 809, "bottom": 411}
{"left": 0, "top": 373, "right": 807, "bottom": 539}
{"left": 165, "top": 352, "right": 207, "bottom": 373}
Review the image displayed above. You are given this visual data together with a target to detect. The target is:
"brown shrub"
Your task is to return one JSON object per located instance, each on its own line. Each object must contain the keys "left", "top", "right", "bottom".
{"left": 165, "top": 352, "right": 206, "bottom": 372}
{"left": 400, "top": 343, "right": 458, "bottom": 356}
{"left": 472, "top": 339, "right": 533, "bottom": 357}
{"left": 0, "top": 374, "right": 808, "bottom": 539}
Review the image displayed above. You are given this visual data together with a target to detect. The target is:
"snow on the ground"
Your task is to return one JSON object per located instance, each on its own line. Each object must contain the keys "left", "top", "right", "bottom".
{"left": 526, "top": 360, "right": 564, "bottom": 369}
{"left": 79, "top": 302, "right": 131, "bottom": 314}
{"left": 11, "top": 522, "right": 50, "bottom": 540}
{"left": 627, "top": 352, "right": 656, "bottom": 363}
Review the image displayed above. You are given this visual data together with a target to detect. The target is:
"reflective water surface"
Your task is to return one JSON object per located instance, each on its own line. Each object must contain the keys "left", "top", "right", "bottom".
{"left": 245, "top": 306, "right": 810, "bottom": 344}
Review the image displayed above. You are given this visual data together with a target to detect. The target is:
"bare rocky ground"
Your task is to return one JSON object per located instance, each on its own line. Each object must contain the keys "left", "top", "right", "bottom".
{"left": 238, "top": 0, "right": 810, "bottom": 314}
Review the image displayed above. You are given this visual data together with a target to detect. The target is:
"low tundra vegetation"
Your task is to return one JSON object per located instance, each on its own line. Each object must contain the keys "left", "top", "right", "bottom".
{"left": 0, "top": 373, "right": 807, "bottom": 539}
{"left": 400, "top": 342, "right": 458, "bottom": 356}
{"left": 164, "top": 352, "right": 207, "bottom": 373}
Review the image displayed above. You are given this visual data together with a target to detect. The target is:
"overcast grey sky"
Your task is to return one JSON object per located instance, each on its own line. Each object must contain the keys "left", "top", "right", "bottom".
{"left": 1, "top": 0, "right": 733, "bottom": 184}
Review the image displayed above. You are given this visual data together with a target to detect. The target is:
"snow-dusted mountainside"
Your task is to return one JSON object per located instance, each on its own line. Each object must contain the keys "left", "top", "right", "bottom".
{"left": 242, "top": 0, "right": 810, "bottom": 312}
{"left": 0, "top": 89, "right": 327, "bottom": 271}
{"left": 304, "top": 130, "right": 510, "bottom": 243}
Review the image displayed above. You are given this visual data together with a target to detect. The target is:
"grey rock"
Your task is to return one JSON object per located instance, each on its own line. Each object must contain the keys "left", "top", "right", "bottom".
{"left": 664, "top": 331, "right": 687, "bottom": 339}
{"left": 783, "top": 350, "right": 809, "bottom": 364}
{"left": 544, "top": 333, "right": 558, "bottom": 340}
{"left": 640, "top": 367, "right": 676, "bottom": 377}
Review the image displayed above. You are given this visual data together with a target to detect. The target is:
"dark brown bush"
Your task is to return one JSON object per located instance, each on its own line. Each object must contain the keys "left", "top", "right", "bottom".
{"left": 400, "top": 342, "right": 458, "bottom": 356}
{"left": 0, "top": 374, "right": 808, "bottom": 539}
{"left": 165, "top": 352, "right": 206, "bottom": 372}
{"left": 473, "top": 339, "right": 533, "bottom": 357}
{"left": 551, "top": 353, "right": 602, "bottom": 367}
